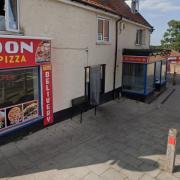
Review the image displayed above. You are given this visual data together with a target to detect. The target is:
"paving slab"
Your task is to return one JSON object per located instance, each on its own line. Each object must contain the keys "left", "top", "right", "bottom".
{"left": 100, "top": 168, "right": 125, "bottom": 180}
{"left": 1, "top": 82, "right": 180, "bottom": 179}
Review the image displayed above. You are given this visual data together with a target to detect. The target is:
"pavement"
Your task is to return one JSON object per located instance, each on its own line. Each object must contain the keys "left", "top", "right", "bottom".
{"left": 1, "top": 81, "right": 180, "bottom": 179}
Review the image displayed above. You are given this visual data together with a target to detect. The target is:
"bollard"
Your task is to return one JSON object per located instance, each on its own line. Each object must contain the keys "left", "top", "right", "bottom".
{"left": 166, "top": 128, "right": 178, "bottom": 173}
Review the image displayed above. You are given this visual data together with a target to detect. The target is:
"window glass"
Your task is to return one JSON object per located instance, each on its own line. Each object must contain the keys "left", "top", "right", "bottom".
{"left": 0, "top": 0, "right": 5, "bottom": 31}
{"left": 161, "top": 61, "right": 167, "bottom": 83}
{"left": 104, "top": 20, "right": 109, "bottom": 41}
{"left": 98, "top": 19, "right": 103, "bottom": 41}
{"left": 136, "top": 29, "right": 144, "bottom": 45}
{"left": 136, "top": 30, "right": 140, "bottom": 44}
{"left": 155, "top": 61, "right": 161, "bottom": 84}
{"left": 6, "top": 0, "right": 19, "bottom": 31}
{"left": 0, "top": 67, "right": 38, "bottom": 108}
{"left": 0, "top": 0, "right": 5, "bottom": 16}
{"left": 123, "top": 63, "right": 145, "bottom": 94}
{"left": 147, "top": 63, "right": 155, "bottom": 93}
{"left": 0, "top": 67, "right": 39, "bottom": 130}
{"left": 97, "top": 18, "right": 110, "bottom": 42}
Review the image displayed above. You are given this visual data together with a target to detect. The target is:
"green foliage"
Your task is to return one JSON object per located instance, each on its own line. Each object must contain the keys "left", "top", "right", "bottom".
{"left": 150, "top": 45, "right": 162, "bottom": 49}
{"left": 161, "top": 20, "right": 180, "bottom": 52}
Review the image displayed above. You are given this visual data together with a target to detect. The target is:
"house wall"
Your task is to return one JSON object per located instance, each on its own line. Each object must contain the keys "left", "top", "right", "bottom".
{"left": 170, "top": 63, "right": 180, "bottom": 74}
{"left": 19, "top": 0, "right": 117, "bottom": 112}
{"left": 115, "top": 20, "right": 151, "bottom": 88}
{"left": 17, "top": 0, "right": 151, "bottom": 113}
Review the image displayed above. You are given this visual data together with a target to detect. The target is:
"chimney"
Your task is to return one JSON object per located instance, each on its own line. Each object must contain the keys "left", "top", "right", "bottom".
{"left": 131, "top": 0, "right": 139, "bottom": 13}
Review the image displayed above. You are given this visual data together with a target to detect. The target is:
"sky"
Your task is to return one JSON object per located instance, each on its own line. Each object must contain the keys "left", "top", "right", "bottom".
{"left": 126, "top": 0, "right": 180, "bottom": 46}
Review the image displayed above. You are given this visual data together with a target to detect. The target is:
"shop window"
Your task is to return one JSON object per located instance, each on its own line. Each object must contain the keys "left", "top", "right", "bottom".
{"left": 85, "top": 64, "right": 106, "bottom": 98}
{"left": 97, "top": 17, "right": 110, "bottom": 42}
{"left": 161, "top": 61, "right": 167, "bottom": 83}
{"left": 136, "top": 29, "right": 145, "bottom": 45}
{"left": 123, "top": 63, "right": 145, "bottom": 94}
{"left": 0, "top": 67, "right": 39, "bottom": 130}
{"left": 0, "top": 0, "right": 19, "bottom": 32}
{"left": 155, "top": 61, "right": 161, "bottom": 84}
{"left": 146, "top": 63, "right": 155, "bottom": 94}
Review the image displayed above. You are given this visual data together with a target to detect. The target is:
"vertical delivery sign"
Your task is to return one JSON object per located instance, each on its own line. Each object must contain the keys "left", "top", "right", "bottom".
{"left": 41, "top": 64, "right": 53, "bottom": 126}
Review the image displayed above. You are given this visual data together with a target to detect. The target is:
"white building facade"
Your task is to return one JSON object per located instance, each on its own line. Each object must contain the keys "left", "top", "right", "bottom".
{"left": 0, "top": 0, "right": 152, "bottom": 138}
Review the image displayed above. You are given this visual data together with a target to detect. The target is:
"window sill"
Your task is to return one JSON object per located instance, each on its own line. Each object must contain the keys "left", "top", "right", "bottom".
{"left": 135, "top": 43, "right": 142, "bottom": 46}
{"left": 0, "top": 31, "right": 23, "bottom": 36}
{"left": 96, "top": 41, "right": 111, "bottom": 45}
{"left": 135, "top": 43, "right": 146, "bottom": 46}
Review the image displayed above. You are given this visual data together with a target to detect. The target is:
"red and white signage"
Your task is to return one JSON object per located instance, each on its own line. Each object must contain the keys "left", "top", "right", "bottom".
{"left": 168, "top": 57, "right": 180, "bottom": 62}
{"left": 123, "top": 55, "right": 148, "bottom": 63}
{"left": 0, "top": 37, "right": 51, "bottom": 68}
{"left": 123, "top": 55, "right": 167, "bottom": 64}
{"left": 0, "top": 36, "right": 53, "bottom": 128}
{"left": 41, "top": 64, "right": 53, "bottom": 126}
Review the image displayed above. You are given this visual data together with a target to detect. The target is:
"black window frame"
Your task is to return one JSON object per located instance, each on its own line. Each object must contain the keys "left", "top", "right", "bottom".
{"left": 0, "top": 0, "right": 20, "bottom": 32}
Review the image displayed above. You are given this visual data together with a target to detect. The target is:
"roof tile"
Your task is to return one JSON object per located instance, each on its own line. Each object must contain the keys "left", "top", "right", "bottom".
{"left": 78, "top": 0, "right": 152, "bottom": 28}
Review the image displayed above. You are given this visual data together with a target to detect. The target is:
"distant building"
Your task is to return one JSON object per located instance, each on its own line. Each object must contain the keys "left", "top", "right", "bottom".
{"left": 168, "top": 52, "right": 180, "bottom": 74}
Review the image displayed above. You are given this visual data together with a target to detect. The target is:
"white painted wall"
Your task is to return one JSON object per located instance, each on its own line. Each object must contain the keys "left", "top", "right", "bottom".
{"left": 115, "top": 20, "right": 151, "bottom": 88}
{"left": 17, "top": 0, "right": 151, "bottom": 112}
{"left": 19, "top": 0, "right": 117, "bottom": 112}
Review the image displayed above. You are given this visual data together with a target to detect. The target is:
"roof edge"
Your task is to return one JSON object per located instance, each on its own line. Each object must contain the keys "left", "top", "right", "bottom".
{"left": 122, "top": 17, "right": 153, "bottom": 30}
{"left": 57, "top": 0, "right": 152, "bottom": 29}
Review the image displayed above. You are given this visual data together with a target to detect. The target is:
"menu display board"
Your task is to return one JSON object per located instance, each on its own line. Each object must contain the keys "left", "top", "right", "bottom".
{"left": 6, "top": 105, "right": 23, "bottom": 126}
{"left": 0, "top": 109, "right": 5, "bottom": 129}
{"left": 0, "top": 100, "right": 39, "bottom": 131}
{"left": 23, "top": 100, "right": 38, "bottom": 121}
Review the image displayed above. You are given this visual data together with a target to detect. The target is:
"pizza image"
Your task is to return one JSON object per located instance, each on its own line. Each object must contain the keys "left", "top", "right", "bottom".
{"left": 36, "top": 40, "right": 51, "bottom": 63}
{"left": 8, "top": 107, "right": 22, "bottom": 124}
{"left": 23, "top": 102, "right": 38, "bottom": 120}
{"left": 0, "top": 110, "right": 5, "bottom": 129}
{"left": 0, "top": 111, "right": 5, "bottom": 121}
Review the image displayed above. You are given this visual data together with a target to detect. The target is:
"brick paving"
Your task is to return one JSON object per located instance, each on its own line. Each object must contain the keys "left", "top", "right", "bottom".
{"left": 1, "top": 83, "right": 180, "bottom": 179}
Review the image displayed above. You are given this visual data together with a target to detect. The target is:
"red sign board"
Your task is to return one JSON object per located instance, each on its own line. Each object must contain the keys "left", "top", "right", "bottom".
{"left": 41, "top": 64, "right": 54, "bottom": 126}
{"left": 123, "top": 55, "right": 148, "bottom": 63}
{"left": 0, "top": 37, "right": 51, "bottom": 69}
{"left": 0, "top": 37, "right": 53, "bottom": 129}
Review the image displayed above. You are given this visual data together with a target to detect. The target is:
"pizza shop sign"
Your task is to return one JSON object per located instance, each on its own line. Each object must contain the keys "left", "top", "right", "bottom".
{"left": 0, "top": 41, "right": 33, "bottom": 64}
{"left": 0, "top": 37, "right": 51, "bottom": 68}
{"left": 0, "top": 41, "right": 33, "bottom": 53}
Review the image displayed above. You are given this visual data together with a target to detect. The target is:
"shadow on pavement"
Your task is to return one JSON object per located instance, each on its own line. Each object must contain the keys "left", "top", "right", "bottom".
{"left": 1, "top": 80, "right": 180, "bottom": 179}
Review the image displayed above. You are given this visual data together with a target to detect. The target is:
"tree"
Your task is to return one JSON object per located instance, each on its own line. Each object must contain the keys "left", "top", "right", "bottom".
{"left": 161, "top": 20, "right": 180, "bottom": 52}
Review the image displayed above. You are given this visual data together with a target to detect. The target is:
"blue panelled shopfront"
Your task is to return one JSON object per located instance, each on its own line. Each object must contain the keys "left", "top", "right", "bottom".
{"left": 122, "top": 49, "right": 169, "bottom": 98}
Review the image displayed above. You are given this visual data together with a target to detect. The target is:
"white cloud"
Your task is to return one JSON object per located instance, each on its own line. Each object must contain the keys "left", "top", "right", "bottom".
{"left": 140, "top": 0, "right": 180, "bottom": 12}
